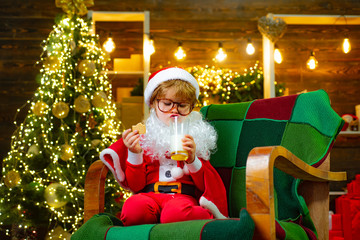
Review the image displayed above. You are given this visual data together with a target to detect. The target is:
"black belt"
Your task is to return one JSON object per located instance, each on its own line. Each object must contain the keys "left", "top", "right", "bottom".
{"left": 141, "top": 182, "right": 196, "bottom": 197}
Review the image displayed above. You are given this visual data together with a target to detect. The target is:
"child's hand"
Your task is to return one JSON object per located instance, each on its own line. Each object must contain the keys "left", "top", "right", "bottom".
{"left": 182, "top": 134, "right": 196, "bottom": 164}
{"left": 122, "top": 129, "right": 142, "bottom": 154}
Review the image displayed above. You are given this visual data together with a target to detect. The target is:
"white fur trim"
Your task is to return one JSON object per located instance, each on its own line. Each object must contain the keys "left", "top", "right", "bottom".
{"left": 199, "top": 196, "right": 227, "bottom": 219}
{"left": 100, "top": 148, "right": 125, "bottom": 182}
{"left": 144, "top": 67, "right": 200, "bottom": 106}
{"left": 171, "top": 167, "right": 184, "bottom": 179}
{"left": 186, "top": 157, "right": 202, "bottom": 173}
{"left": 127, "top": 150, "right": 143, "bottom": 165}
{"left": 183, "top": 164, "right": 189, "bottom": 175}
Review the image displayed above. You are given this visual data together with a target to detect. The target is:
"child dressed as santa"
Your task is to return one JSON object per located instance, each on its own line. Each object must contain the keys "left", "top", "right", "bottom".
{"left": 100, "top": 67, "right": 228, "bottom": 226}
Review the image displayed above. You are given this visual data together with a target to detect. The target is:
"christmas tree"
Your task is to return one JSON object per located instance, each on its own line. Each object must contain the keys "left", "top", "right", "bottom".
{"left": 0, "top": 7, "right": 128, "bottom": 239}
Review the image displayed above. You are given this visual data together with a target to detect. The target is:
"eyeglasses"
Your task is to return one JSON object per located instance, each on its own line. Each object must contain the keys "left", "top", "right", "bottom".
{"left": 156, "top": 99, "right": 193, "bottom": 116}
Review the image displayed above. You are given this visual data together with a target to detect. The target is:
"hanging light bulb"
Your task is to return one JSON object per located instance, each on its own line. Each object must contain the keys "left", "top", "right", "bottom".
{"left": 103, "top": 33, "right": 115, "bottom": 53}
{"left": 342, "top": 38, "right": 351, "bottom": 54}
{"left": 246, "top": 38, "right": 255, "bottom": 55}
{"left": 306, "top": 51, "right": 318, "bottom": 70}
{"left": 215, "top": 42, "right": 227, "bottom": 62}
{"left": 148, "top": 36, "right": 155, "bottom": 55}
{"left": 274, "top": 45, "right": 282, "bottom": 64}
{"left": 174, "top": 41, "right": 186, "bottom": 60}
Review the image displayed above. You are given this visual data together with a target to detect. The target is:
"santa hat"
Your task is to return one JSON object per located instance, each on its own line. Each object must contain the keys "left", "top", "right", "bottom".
{"left": 144, "top": 67, "right": 200, "bottom": 106}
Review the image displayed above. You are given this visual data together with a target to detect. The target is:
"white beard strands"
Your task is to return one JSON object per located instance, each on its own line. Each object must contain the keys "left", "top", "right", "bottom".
{"left": 139, "top": 109, "right": 218, "bottom": 161}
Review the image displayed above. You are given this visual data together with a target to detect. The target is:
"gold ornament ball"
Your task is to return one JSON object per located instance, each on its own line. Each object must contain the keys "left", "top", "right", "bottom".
{"left": 28, "top": 145, "right": 40, "bottom": 155}
{"left": 33, "top": 101, "right": 48, "bottom": 116}
{"left": 4, "top": 170, "right": 21, "bottom": 188}
{"left": 44, "top": 183, "right": 68, "bottom": 208}
{"left": 91, "top": 139, "right": 103, "bottom": 148}
{"left": 78, "top": 60, "right": 96, "bottom": 77}
{"left": 45, "top": 226, "right": 72, "bottom": 240}
{"left": 60, "top": 144, "right": 74, "bottom": 161}
{"left": 52, "top": 102, "right": 70, "bottom": 119}
{"left": 44, "top": 55, "right": 60, "bottom": 71}
{"left": 74, "top": 95, "right": 91, "bottom": 113}
{"left": 92, "top": 91, "right": 108, "bottom": 108}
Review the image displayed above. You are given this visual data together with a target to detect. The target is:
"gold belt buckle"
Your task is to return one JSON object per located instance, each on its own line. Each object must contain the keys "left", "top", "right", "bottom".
{"left": 154, "top": 182, "right": 182, "bottom": 194}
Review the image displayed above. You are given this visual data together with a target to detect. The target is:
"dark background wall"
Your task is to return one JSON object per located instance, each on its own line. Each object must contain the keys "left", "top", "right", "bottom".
{"left": 1, "top": 0, "right": 359, "bottom": 189}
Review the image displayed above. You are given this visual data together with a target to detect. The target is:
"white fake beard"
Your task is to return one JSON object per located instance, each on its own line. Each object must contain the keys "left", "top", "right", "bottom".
{"left": 139, "top": 109, "right": 217, "bottom": 161}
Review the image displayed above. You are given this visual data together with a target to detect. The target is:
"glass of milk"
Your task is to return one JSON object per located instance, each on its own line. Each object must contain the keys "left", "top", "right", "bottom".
{"left": 170, "top": 116, "right": 189, "bottom": 161}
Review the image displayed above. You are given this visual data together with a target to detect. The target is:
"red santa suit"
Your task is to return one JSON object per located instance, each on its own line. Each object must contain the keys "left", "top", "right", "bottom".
{"left": 100, "top": 138, "right": 228, "bottom": 226}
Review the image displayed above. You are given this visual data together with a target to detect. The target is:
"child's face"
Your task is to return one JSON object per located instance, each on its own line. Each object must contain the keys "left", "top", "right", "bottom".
{"left": 152, "top": 87, "right": 191, "bottom": 125}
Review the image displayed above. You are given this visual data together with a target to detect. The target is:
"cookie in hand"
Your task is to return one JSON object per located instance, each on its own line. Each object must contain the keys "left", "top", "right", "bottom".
{"left": 132, "top": 123, "right": 146, "bottom": 134}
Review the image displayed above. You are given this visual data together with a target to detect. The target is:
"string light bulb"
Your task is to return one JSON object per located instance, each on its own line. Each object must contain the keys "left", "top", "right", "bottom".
{"left": 174, "top": 41, "right": 186, "bottom": 60}
{"left": 274, "top": 45, "right": 282, "bottom": 64}
{"left": 102, "top": 33, "right": 115, "bottom": 53}
{"left": 306, "top": 51, "right": 318, "bottom": 70}
{"left": 246, "top": 38, "right": 255, "bottom": 55}
{"left": 342, "top": 38, "right": 351, "bottom": 54}
{"left": 215, "top": 42, "right": 227, "bottom": 62}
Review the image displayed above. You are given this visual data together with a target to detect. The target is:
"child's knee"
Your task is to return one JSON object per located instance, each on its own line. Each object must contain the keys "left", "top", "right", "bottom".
{"left": 120, "top": 194, "right": 160, "bottom": 226}
{"left": 160, "top": 197, "right": 212, "bottom": 223}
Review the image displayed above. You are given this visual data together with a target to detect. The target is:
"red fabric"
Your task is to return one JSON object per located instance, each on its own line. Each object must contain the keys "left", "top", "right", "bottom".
{"left": 120, "top": 192, "right": 213, "bottom": 226}
{"left": 148, "top": 67, "right": 176, "bottom": 82}
{"left": 348, "top": 175, "right": 360, "bottom": 195}
{"left": 333, "top": 174, "right": 360, "bottom": 240}
{"left": 100, "top": 139, "right": 228, "bottom": 223}
{"left": 246, "top": 94, "right": 298, "bottom": 120}
{"left": 101, "top": 138, "right": 130, "bottom": 189}
{"left": 329, "top": 230, "right": 344, "bottom": 240}
{"left": 332, "top": 214, "right": 343, "bottom": 230}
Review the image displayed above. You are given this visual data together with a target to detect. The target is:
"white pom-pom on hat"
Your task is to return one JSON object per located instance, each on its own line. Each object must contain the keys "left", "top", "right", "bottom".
{"left": 144, "top": 67, "right": 200, "bottom": 106}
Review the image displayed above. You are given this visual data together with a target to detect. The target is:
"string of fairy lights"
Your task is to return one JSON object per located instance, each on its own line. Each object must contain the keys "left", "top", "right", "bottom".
{"left": 103, "top": 35, "right": 262, "bottom": 63}
{"left": 103, "top": 31, "right": 353, "bottom": 70}
{"left": 0, "top": 15, "right": 130, "bottom": 239}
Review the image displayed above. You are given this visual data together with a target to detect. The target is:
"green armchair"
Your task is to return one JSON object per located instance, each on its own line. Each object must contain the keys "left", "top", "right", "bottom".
{"left": 73, "top": 90, "right": 346, "bottom": 240}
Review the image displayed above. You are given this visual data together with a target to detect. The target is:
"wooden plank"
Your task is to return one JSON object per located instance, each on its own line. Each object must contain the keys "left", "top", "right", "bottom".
{"left": 275, "top": 14, "right": 360, "bottom": 25}
{"left": 0, "top": 17, "right": 54, "bottom": 40}
{"left": 0, "top": 40, "right": 43, "bottom": 60}
{"left": 84, "top": 160, "right": 109, "bottom": 222}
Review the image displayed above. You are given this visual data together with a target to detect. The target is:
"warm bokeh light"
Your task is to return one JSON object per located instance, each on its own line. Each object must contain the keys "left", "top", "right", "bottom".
{"left": 342, "top": 38, "right": 351, "bottom": 54}
{"left": 103, "top": 37, "right": 116, "bottom": 53}
{"left": 174, "top": 42, "right": 186, "bottom": 60}
{"left": 274, "top": 48, "right": 283, "bottom": 64}
{"left": 215, "top": 43, "right": 227, "bottom": 62}
{"left": 306, "top": 51, "right": 318, "bottom": 70}
{"left": 246, "top": 39, "right": 255, "bottom": 55}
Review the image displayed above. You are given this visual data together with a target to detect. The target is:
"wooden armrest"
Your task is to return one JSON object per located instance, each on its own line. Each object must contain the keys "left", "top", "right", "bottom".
{"left": 245, "top": 146, "right": 347, "bottom": 240}
{"left": 84, "top": 160, "right": 109, "bottom": 223}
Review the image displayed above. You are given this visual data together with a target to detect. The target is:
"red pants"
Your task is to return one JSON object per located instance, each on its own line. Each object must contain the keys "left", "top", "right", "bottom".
{"left": 120, "top": 192, "right": 214, "bottom": 226}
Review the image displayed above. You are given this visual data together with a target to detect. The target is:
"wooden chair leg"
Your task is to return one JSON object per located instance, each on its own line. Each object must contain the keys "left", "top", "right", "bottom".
{"left": 298, "top": 155, "right": 330, "bottom": 240}
{"left": 246, "top": 146, "right": 346, "bottom": 240}
{"left": 84, "top": 160, "right": 109, "bottom": 223}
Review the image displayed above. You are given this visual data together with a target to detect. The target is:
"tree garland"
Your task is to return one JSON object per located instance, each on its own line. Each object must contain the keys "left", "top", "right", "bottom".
{"left": 186, "top": 62, "right": 285, "bottom": 107}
